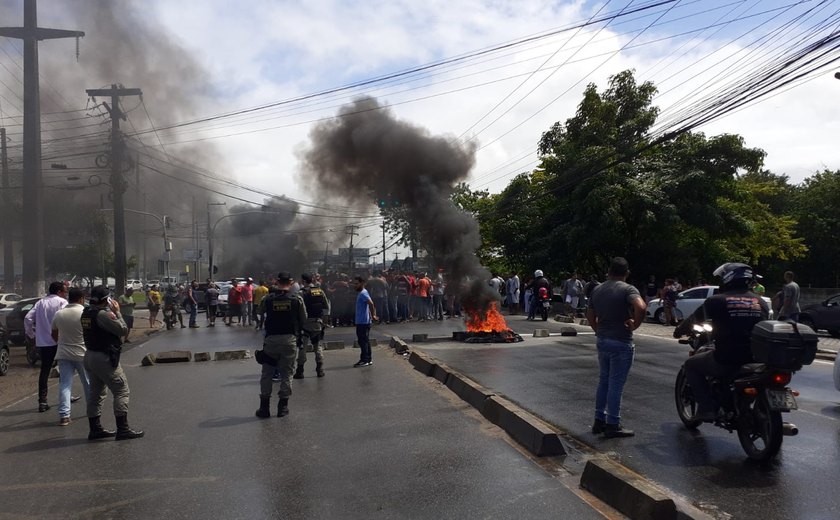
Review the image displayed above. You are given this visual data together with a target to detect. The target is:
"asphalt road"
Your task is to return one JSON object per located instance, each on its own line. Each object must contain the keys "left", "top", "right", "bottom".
{"left": 0, "top": 318, "right": 610, "bottom": 520}
{"left": 410, "top": 314, "right": 840, "bottom": 520}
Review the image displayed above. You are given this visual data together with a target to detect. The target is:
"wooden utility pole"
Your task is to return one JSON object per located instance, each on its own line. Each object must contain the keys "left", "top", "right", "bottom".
{"left": 1, "top": 128, "right": 12, "bottom": 289}
{"left": 0, "top": 0, "right": 84, "bottom": 297}
{"left": 85, "top": 85, "right": 142, "bottom": 296}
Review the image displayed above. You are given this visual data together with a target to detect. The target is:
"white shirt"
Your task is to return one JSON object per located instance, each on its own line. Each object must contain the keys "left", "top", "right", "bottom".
{"left": 24, "top": 294, "right": 68, "bottom": 347}
{"left": 51, "top": 303, "right": 86, "bottom": 362}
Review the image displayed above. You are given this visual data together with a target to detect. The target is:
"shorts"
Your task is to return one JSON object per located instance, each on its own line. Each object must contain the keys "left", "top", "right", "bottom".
{"left": 227, "top": 305, "right": 241, "bottom": 317}
{"left": 148, "top": 304, "right": 160, "bottom": 313}
{"left": 565, "top": 295, "right": 579, "bottom": 308}
{"left": 208, "top": 304, "right": 218, "bottom": 316}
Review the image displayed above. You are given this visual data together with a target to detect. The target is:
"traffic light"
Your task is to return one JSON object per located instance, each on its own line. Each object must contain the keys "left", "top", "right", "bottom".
{"left": 375, "top": 193, "right": 401, "bottom": 208}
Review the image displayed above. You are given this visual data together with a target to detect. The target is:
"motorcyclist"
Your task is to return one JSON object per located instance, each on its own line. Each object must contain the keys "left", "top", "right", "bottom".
{"left": 163, "top": 284, "right": 185, "bottom": 329}
{"left": 527, "top": 270, "right": 552, "bottom": 321}
{"left": 674, "top": 263, "right": 769, "bottom": 421}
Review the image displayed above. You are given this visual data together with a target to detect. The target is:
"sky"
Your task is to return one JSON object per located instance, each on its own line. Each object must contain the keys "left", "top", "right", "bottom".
{"left": 1, "top": 0, "right": 840, "bottom": 259}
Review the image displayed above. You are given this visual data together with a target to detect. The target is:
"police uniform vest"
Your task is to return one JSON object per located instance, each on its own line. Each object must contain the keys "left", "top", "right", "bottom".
{"left": 81, "top": 307, "right": 121, "bottom": 353}
{"left": 301, "top": 286, "right": 326, "bottom": 318}
{"left": 264, "top": 290, "right": 301, "bottom": 336}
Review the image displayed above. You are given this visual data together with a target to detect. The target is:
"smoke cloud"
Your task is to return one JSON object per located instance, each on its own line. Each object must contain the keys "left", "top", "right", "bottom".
{"left": 299, "top": 96, "right": 500, "bottom": 316}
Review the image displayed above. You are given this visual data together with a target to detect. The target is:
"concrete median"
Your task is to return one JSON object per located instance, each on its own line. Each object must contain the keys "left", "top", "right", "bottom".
{"left": 580, "top": 459, "right": 677, "bottom": 520}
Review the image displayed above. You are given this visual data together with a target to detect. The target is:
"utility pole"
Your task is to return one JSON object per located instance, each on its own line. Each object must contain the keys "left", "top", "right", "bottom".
{"left": 346, "top": 225, "right": 359, "bottom": 276}
{"left": 206, "top": 202, "right": 226, "bottom": 281}
{"left": 0, "top": 0, "right": 84, "bottom": 297}
{"left": 323, "top": 241, "right": 332, "bottom": 275}
{"left": 85, "top": 85, "right": 142, "bottom": 296}
{"left": 1, "top": 128, "right": 12, "bottom": 289}
{"left": 382, "top": 222, "right": 386, "bottom": 272}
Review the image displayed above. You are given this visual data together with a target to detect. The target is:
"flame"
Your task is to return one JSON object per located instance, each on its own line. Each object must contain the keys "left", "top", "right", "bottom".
{"left": 466, "top": 302, "right": 509, "bottom": 332}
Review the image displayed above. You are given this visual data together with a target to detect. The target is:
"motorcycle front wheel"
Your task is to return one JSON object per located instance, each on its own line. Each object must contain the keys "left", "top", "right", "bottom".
{"left": 736, "top": 393, "right": 783, "bottom": 462}
{"left": 674, "top": 368, "right": 702, "bottom": 429}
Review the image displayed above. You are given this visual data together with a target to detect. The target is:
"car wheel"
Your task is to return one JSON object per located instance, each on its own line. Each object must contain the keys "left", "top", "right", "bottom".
{"left": 798, "top": 315, "right": 816, "bottom": 331}
{"left": 654, "top": 308, "right": 665, "bottom": 324}
{"left": 0, "top": 346, "right": 9, "bottom": 376}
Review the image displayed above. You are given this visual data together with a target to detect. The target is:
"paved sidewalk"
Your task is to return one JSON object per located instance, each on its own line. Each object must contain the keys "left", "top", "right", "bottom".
{"left": 0, "top": 342, "right": 608, "bottom": 519}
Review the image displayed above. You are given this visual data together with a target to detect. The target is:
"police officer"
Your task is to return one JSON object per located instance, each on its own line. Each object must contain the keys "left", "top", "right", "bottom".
{"left": 294, "top": 273, "right": 331, "bottom": 379}
{"left": 254, "top": 272, "right": 307, "bottom": 418}
{"left": 674, "top": 263, "right": 769, "bottom": 422}
{"left": 82, "top": 285, "right": 144, "bottom": 441}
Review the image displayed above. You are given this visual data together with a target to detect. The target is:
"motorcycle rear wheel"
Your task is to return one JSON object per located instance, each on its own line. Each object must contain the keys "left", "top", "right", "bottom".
{"left": 737, "top": 393, "right": 783, "bottom": 462}
{"left": 674, "top": 368, "right": 702, "bottom": 429}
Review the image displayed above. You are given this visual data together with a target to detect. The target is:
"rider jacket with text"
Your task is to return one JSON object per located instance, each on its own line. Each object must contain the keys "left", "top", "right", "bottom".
{"left": 81, "top": 307, "right": 122, "bottom": 353}
{"left": 264, "top": 290, "right": 304, "bottom": 336}
{"left": 692, "top": 289, "right": 769, "bottom": 366}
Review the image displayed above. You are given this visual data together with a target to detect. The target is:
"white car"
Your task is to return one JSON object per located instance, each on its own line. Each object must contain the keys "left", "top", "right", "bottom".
{"left": 126, "top": 279, "right": 143, "bottom": 291}
{"left": 646, "top": 285, "right": 773, "bottom": 324}
{"left": 0, "top": 293, "right": 22, "bottom": 310}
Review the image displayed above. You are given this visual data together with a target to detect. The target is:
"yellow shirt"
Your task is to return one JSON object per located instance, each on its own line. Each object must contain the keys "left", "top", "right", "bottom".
{"left": 148, "top": 290, "right": 162, "bottom": 306}
{"left": 253, "top": 285, "right": 269, "bottom": 305}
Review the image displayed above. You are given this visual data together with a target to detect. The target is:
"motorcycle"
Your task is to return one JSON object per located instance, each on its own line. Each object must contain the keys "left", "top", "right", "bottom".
{"left": 162, "top": 302, "right": 178, "bottom": 330}
{"left": 674, "top": 321, "right": 816, "bottom": 462}
{"left": 537, "top": 287, "right": 550, "bottom": 321}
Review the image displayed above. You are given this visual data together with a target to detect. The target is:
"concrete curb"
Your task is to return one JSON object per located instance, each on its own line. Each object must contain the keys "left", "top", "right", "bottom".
{"left": 406, "top": 350, "right": 565, "bottom": 457}
{"left": 194, "top": 352, "right": 211, "bottom": 362}
{"left": 155, "top": 351, "right": 192, "bottom": 363}
{"left": 580, "top": 459, "right": 677, "bottom": 520}
{"left": 533, "top": 329, "right": 550, "bottom": 337}
{"left": 816, "top": 349, "right": 836, "bottom": 362}
{"left": 560, "top": 327, "right": 578, "bottom": 336}
{"left": 214, "top": 349, "right": 250, "bottom": 361}
{"left": 325, "top": 341, "right": 345, "bottom": 350}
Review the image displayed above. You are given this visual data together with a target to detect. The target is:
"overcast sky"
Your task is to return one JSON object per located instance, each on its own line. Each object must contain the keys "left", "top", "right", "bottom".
{"left": 3, "top": 0, "right": 840, "bottom": 212}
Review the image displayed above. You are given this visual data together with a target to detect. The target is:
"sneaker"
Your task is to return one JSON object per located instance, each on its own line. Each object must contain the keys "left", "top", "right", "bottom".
{"left": 59, "top": 417, "right": 71, "bottom": 426}
{"left": 353, "top": 360, "right": 372, "bottom": 367}
{"left": 604, "top": 423, "right": 635, "bottom": 438}
{"left": 180, "top": 325, "right": 186, "bottom": 329}
{"left": 70, "top": 395, "right": 81, "bottom": 403}
{"left": 38, "top": 402, "right": 50, "bottom": 413}
{"left": 189, "top": 324, "right": 200, "bottom": 328}
{"left": 591, "top": 419, "right": 606, "bottom": 435}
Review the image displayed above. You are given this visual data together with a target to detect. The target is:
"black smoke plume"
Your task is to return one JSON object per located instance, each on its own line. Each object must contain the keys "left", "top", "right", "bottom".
{"left": 299, "top": 96, "right": 501, "bottom": 318}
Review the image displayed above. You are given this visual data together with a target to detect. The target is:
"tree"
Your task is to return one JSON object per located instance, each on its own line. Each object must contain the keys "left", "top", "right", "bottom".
{"left": 790, "top": 170, "right": 840, "bottom": 287}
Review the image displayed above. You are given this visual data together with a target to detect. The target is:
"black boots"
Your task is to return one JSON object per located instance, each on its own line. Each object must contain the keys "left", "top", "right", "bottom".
{"left": 115, "top": 414, "right": 145, "bottom": 440}
{"left": 87, "top": 416, "right": 116, "bottom": 440}
{"left": 603, "top": 423, "right": 635, "bottom": 438}
{"left": 316, "top": 362, "right": 325, "bottom": 378}
{"left": 256, "top": 396, "right": 271, "bottom": 418}
{"left": 293, "top": 365, "right": 305, "bottom": 379}
{"left": 277, "top": 398, "right": 289, "bottom": 417}
{"left": 591, "top": 419, "right": 606, "bottom": 434}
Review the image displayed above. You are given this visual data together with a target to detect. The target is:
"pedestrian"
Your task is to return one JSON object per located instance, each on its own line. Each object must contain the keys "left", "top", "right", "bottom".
{"left": 51, "top": 287, "right": 90, "bottom": 426}
{"left": 242, "top": 278, "right": 254, "bottom": 326}
{"left": 506, "top": 271, "right": 520, "bottom": 315}
{"left": 366, "top": 271, "right": 390, "bottom": 324}
{"left": 779, "top": 271, "right": 801, "bottom": 322}
{"left": 644, "top": 275, "right": 658, "bottom": 305}
{"left": 585, "top": 257, "right": 646, "bottom": 438}
{"left": 353, "top": 276, "right": 377, "bottom": 367}
{"left": 295, "top": 273, "right": 331, "bottom": 378}
{"left": 416, "top": 272, "right": 431, "bottom": 321}
{"left": 751, "top": 274, "right": 766, "bottom": 296}
{"left": 147, "top": 284, "right": 161, "bottom": 328}
{"left": 253, "top": 280, "right": 269, "bottom": 330}
{"left": 205, "top": 282, "right": 220, "bottom": 327}
{"left": 24, "top": 281, "right": 68, "bottom": 413}
{"left": 226, "top": 279, "right": 242, "bottom": 326}
{"left": 662, "top": 278, "right": 678, "bottom": 326}
{"left": 432, "top": 269, "right": 446, "bottom": 320}
{"left": 186, "top": 280, "right": 199, "bottom": 328}
{"left": 583, "top": 274, "right": 600, "bottom": 308}
{"left": 395, "top": 272, "right": 411, "bottom": 322}
{"left": 563, "top": 272, "right": 584, "bottom": 317}
{"left": 117, "top": 288, "right": 136, "bottom": 343}
{"left": 82, "top": 285, "right": 144, "bottom": 440}
{"left": 254, "top": 272, "right": 307, "bottom": 418}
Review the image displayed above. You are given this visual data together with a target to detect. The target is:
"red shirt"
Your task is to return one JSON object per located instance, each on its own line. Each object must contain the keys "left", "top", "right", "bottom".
{"left": 416, "top": 277, "right": 431, "bottom": 298}
{"left": 229, "top": 285, "right": 243, "bottom": 305}
{"left": 242, "top": 283, "right": 254, "bottom": 302}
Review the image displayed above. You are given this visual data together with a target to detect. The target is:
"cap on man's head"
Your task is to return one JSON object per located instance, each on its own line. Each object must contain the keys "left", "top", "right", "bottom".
{"left": 90, "top": 285, "right": 110, "bottom": 305}
{"left": 301, "top": 273, "right": 313, "bottom": 284}
{"left": 277, "top": 272, "right": 292, "bottom": 284}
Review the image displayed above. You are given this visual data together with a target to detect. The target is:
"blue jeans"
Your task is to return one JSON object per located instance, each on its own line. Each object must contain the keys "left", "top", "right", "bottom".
{"left": 58, "top": 359, "right": 90, "bottom": 418}
{"left": 373, "top": 297, "right": 389, "bottom": 323}
{"left": 356, "top": 324, "right": 372, "bottom": 363}
{"left": 594, "top": 337, "right": 635, "bottom": 425}
{"left": 187, "top": 303, "right": 197, "bottom": 326}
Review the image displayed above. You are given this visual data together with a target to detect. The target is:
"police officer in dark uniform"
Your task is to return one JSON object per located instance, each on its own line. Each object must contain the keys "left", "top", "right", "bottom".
{"left": 294, "top": 273, "right": 331, "bottom": 379}
{"left": 254, "top": 272, "right": 307, "bottom": 418}
{"left": 82, "top": 285, "right": 144, "bottom": 441}
{"left": 674, "top": 263, "right": 769, "bottom": 421}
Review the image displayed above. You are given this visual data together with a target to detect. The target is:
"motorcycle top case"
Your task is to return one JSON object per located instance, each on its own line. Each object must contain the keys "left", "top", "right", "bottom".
{"left": 750, "top": 320, "right": 818, "bottom": 369}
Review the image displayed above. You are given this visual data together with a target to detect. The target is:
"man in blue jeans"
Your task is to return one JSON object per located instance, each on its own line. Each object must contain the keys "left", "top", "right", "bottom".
{"left": 353, "top": 276, "right": 377, "bottom": 368}
{"left": 585, "top": 257, "right": 646, "bottom": 438}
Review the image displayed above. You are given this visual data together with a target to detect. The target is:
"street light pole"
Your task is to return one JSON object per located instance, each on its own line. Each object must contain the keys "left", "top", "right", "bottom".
{"left": 99, "top": 208, "right": 170, "bottom": 287}
{"left": 206, "top": 202, "right": 226, "bottom": 281}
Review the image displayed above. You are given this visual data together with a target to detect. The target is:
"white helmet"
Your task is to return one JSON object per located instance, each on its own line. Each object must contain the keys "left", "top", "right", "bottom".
{"left": 534, "top": 269, "right": 543, "bottom": 278}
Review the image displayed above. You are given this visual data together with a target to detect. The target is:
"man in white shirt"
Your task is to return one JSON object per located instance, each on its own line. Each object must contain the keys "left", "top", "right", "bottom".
{"left": 51, "top": 288, "right": 90, "bottom": 426}
{"left": 24, "top": 281, "right": 68, "bottom": 412}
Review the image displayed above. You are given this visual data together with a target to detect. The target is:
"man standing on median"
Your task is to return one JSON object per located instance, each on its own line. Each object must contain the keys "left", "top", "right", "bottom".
{"left": 585, "top": 257, "right": 646, "bottom": 439}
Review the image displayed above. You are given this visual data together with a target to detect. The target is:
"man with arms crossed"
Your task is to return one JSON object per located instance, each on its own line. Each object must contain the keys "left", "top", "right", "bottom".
{"left": 586, "top": 257, "right": 646, "bottom": 438}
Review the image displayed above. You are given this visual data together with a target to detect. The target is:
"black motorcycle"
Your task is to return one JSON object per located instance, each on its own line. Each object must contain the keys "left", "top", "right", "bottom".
{"left": 162, "top": 302, "right": 178, "bottom": 330}
{"left": 674, "top": 321, "right": 816, "bottom": 462}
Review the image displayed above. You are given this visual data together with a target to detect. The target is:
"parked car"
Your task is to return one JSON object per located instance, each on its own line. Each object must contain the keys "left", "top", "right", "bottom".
{"left": 216, "top": 282, "right": 233, "bottom": 317}
{"left": 646, "top": 285, "right": 773, "bottom": 324}
{"left": 126, "top": 279, "right": 144, "bottom": 291}
{"left": 798, "top": 294, "right": 840, "bottom": 338}
{"left": 0, "top": 324, "right": 9, "bottom": 376}
{"left": 4, "top": 297, "right": 40, "bottom": 346}
{"left": 0, "top": 293, "right": 22, "bottom": 309}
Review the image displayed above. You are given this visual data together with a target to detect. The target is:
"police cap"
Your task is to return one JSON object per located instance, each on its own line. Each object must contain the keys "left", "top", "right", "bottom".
{"left": 277, "top": 271, "right": 293, "bottom": 284}
{"left": 90, "top": 285, "right": 110, "bottom": 305}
